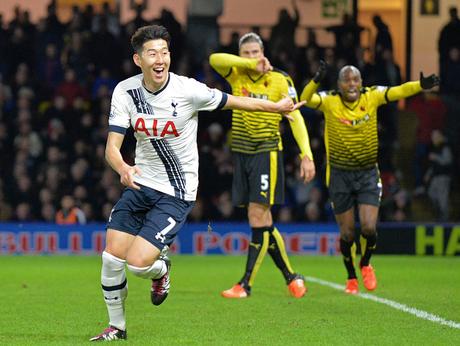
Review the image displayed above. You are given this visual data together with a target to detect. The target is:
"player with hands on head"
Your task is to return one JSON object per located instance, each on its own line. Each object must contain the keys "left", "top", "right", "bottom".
{"left": 90, "top": 25, "right": 304, "bottom": 342}
{"left": 300, "top": 62, "right": 439, "bottom": 295}
{"left": 209, "top": 32, "right": 315, "bottom": 300}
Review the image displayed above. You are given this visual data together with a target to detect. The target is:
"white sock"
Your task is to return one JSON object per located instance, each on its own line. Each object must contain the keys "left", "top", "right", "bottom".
{"left": 127, "top": 259, "right": 166, "bottom": 280}
{"left": 101, "top": 251, "right": 127, "bottom": 331}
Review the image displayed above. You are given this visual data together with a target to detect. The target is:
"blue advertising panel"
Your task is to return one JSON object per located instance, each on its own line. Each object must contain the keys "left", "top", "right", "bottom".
{"left": 0, "top": 223, "right": 339, "bottom": 255}
{"left": 1, "top": 222, "right": 459, "bottom": 255}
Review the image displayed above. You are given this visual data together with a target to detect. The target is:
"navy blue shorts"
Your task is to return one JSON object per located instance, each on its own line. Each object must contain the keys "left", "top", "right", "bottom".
{"left": 107, "top": 185, "right": 195, "bottom": 250}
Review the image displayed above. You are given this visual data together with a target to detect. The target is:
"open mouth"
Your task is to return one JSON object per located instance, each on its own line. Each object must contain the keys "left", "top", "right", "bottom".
{"left": 152, "top": 67, "right": 165, "bottom": 78}
{"left": 347, "top": 89, "right": 358, "bottom": 97}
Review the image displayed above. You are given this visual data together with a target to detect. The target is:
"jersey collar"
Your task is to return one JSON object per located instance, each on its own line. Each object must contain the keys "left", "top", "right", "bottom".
{"left": 142, "top": 73, "right": 170, "bottom": 95}
{"left": 246, "top": 71, "right": 265, "bottom": 83}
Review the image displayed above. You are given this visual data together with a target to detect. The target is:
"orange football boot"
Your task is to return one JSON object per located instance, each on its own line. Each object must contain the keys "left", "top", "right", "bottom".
{"left": 221, "top": 284, "right": 249, "bottom": 298}
{"left": 288, "top": 276, "right": 307, "bottom": 298}
{"left": 361, "top": 265, "right": 377, "bottom": 291}
{"left": 345, "top": 278, "right": 359, "bottom": 294}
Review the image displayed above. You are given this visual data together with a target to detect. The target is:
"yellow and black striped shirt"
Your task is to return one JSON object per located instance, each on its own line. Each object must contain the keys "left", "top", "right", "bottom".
{"left": 300, "top": 81, "right": 422, "bottom": 172}
{"left": 209, "top": 53, "right": 312, "bottom": 159}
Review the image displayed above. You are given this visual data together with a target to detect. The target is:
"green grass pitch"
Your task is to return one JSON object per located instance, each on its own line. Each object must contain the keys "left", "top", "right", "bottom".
{"left": 1, "top": 255, "right": 459, "bottom": 345}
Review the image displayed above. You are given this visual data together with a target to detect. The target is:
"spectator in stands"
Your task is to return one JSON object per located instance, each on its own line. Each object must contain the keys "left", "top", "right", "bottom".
{"left": 438, "top": 6, "right": 460, "bottom": 69}
{"left": 374, "top": 48, "right": 402, "bottom": 170}
{"left": 0, "top": 14, "right": 8, "bottom": 76}
{"left": 408, "top": 93, "right": 446, "bottom": 195}
{"left": 304, "top": 201, "right": 322, "bottom": 222}
{"left": 0, "top": 187, "right": 13, "bottom": 220}
{"left": 424, "top": 129, "right": 453, "bottom": 221}
{"left": 221, "top": 31, "right": 240, "bottom": 55}
{"left": 372, "top": 15, "right": 393, "bottom": 63}
{"left": 37, "top": 43, "right": 63, "bottom": 95}
{"left": 15, "top": 202, "right": 34, "bottom": 221}
{"left": 326, "top": 13, "right": 364, "bottom": 65}
{"left": 61, "top": 32, "right": 91, "bottom": 84}
{"left": 92, "top": 1, "right": 120, "bottom": 37}
{"left": 55, "top": 195, "right": 86, "bottom": 225}
{"left": 55, "top": 68, "right": 87, "bottom": 109}
{"left": 186, "top": 0, "right": 223, "bottom": 71}
{"left": 40, "top": 203, "right": 56, "bottom": 222}
{"left": 270, "top": 0, "right": 300, "bottom": 57}
{"left": 91, "top": 68, "right": 117, "bottom": 99}
{"left": 441, "top": 47, "right": 460, "bottom": 155}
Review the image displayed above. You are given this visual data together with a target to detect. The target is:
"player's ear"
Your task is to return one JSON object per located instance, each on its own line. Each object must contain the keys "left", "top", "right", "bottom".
{"left": 133, "top": 53, "right": 141, "bottom": 67}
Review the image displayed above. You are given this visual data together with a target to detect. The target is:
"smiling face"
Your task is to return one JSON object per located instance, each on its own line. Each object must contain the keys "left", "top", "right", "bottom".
{"left": 133, "top": 38, "right": 171, "bottom": 91}
{"left": 337, "top": 66, "right": 362, "bottom": 102}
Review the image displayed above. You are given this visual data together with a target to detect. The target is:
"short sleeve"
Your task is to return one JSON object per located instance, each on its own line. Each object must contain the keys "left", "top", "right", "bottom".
{"left": 109, "top": 84, "right": 131, "bottom": 134}
{"left": 189, "top": 79, "right": 227, "bottom": 112}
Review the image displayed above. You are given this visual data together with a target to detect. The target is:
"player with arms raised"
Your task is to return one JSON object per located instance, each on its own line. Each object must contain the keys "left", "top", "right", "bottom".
{"left": 301, "top": 62, "right": 439, "bottom": 294}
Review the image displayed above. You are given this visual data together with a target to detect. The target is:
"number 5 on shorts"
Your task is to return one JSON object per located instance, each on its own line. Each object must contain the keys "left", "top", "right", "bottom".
{"left": 260, "top": 174, "right": 269, "bottom": 191}
{"left": 155, "top": 217, "right": 176, "bottom": 243}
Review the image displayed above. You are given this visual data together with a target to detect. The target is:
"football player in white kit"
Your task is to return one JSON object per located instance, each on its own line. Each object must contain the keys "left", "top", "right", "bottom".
{"left": 90, "top": 25, "right": 304, "bottom": 341}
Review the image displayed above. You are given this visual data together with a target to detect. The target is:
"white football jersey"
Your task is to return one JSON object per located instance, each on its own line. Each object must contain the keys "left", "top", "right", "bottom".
{"left": 109, "top": 72, "right": 227, "bottom": 200}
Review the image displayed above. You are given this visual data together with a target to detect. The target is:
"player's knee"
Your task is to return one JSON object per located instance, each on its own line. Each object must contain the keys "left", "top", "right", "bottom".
{"left": 361, "top": 224, "right": 376, "bottom": 236}
{"left": 248, "top": 204, "right": 271, "bottom": 226}
{"left": 102, "top": 251, "right": 126, "bottom": 270}
{"left": 340, "top": 226, "right": 355, "bottom": 242}
{"left": 126, "top": 263, "right": 152, "bottom": 278}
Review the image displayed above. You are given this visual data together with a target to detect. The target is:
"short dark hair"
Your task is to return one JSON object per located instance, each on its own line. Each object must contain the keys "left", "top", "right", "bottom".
{"left": 131, "top": 25, "right": 171, "bottom": 54}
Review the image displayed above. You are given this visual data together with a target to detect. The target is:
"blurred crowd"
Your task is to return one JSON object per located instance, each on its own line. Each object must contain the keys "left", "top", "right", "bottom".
{"left": 0, "top": 1, "right": 459, "bottom": 224}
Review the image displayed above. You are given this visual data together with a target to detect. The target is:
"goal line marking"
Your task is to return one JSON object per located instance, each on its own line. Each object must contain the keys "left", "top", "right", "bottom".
{"left": 305, "top": 276, "right": 460, "bottom": 330}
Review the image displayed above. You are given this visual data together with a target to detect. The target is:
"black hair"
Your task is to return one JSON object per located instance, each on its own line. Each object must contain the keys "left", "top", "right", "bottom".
{"left": 131, "top": 25, "right": 171, "bottom": 54}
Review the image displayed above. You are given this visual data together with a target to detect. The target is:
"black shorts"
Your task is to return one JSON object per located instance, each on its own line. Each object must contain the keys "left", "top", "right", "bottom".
{"left": 107, "top": 185, "right": 194, "bottom": 250}
{"left": 232, "top": 151, "right": 285, "bottom": 206}
{"left": 329, "top": 166, "right": 382, "bottom": 214}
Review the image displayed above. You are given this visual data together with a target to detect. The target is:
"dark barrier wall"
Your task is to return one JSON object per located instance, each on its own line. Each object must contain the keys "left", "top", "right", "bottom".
{"left": 0, "top": 223, "right": 459, "bottom": 255}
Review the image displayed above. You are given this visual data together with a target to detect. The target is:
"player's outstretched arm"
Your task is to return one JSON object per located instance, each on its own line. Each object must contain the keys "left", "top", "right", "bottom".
{"left": 300, "top": 60, "right": 327, "bottom": 104}
{"left": 386, "top": 72, "right": 440, "bottom": 102}
{"left": 106, "top": 132, "right": 142, "bottom": 190}
{"left": 223, "top": 94, "right": 305, "bottom": 114}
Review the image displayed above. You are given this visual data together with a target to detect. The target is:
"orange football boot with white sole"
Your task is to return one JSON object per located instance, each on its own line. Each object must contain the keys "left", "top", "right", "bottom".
{"left": 288, "top": 275, "right": 307, "bottom": 298}
{"left": 361, "top": 265, "right": 377, "bottom": 291}
{"left": 345, "top": 278, "right": 359, "bottom": 294}
{"left": 221, "top": 284, "right": 249, "bottom": 298}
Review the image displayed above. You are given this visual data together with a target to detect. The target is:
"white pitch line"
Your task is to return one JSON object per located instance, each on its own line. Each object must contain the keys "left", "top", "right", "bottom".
{"left": 305, "top": 276, "right": 460, "bottom": 330}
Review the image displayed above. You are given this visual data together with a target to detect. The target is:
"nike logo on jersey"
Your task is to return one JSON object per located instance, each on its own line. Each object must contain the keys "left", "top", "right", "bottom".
{"left": 260, "top": 191, "right": 267, "bottom": 198}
